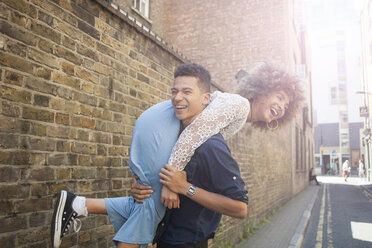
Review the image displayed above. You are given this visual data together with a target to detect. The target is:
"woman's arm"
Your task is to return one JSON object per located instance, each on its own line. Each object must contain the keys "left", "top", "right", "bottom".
{"left": 168, "top": 91, "right": 250, "bottom": 171}
{"left": 162, "top": 92, "right": 249, "bottom": 208}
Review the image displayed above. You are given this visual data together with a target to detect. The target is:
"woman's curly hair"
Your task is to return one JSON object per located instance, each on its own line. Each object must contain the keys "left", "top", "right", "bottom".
{"left": 233, "top": 62, "right": 304, "bottom": 130}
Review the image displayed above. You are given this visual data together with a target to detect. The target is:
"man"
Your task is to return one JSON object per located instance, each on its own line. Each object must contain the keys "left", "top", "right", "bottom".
{"left": 309, "top": 168, "right": 320, "bottom": 185}
{"left": 51, "top": 63, "right": 248, "bottom": 248}
{"left": 132, "top": 64, "right": 248, "bottom": 247}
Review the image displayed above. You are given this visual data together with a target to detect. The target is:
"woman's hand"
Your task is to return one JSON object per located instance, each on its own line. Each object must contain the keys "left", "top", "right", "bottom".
{"left": 130, "top": 174, "right": 153, "bottom": 203}
{"left": 159, "top": 164, "right": 188, "bottom": 195}
{"left": 161, "top": 186, "right": 180, "bottom": 209}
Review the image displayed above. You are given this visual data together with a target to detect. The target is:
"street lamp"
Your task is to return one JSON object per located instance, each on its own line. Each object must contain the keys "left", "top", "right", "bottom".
{"left": 356, "top": 91, "right": 372, "bottom": 95}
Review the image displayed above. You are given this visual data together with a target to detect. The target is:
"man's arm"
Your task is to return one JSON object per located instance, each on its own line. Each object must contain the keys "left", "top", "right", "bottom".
{"left": 130, "top": 175, "right": 153, "bottom": 203}
{"left": 159, "top": 164, "right": 247, "bottom": 219}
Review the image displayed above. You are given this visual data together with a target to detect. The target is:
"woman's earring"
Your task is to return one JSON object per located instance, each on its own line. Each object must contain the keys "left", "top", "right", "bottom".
{"left": 267, "top": 119, "right": 279, "bottom": 130}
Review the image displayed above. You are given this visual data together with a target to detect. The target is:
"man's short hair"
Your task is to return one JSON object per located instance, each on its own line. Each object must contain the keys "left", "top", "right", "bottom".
{"left": 174, "top": 63, "right": 211, "bottom": 93}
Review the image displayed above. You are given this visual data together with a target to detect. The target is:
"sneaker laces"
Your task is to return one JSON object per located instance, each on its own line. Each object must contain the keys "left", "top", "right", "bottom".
{"left": 73, "top": 218, "right": 82, "bottom": 232}
{"left": 64, "top": 213, "right": 81, "bottom": 235}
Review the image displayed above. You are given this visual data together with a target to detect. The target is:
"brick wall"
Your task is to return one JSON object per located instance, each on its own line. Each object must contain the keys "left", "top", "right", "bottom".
{"left": 164, "top": 0, "right": 292, "bottom": 91}
{"left": 0, "top": 0, "right": 312, "bottom": 247}
{"left": 0, "top": 0, "right": 182, "bottom": 247}
{"left": 110, "top": 0, "right": 166, "bottom": 37}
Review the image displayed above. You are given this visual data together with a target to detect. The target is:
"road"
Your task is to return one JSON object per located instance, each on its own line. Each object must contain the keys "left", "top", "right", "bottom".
{"left": 302, "top": 176, "right": 372, "bottom": 248}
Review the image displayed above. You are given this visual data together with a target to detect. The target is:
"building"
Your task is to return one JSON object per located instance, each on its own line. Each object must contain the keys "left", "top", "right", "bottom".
{"left": 305, "top": 0, "right": 364, "bottom": 124}
{"left": 0, "top": 0, "right": 313, "bottom": 247}
{"left": 359, "top": 0, "right": 372, "bottom": 181}
{"left": 314, "top": 122, "right": 363, "bottom": 175}
{"left": 305, "top": 0, "right": 365, "bottom": 178}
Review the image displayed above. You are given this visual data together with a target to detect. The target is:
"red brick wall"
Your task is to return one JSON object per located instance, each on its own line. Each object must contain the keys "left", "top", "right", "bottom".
{"left": 164, "top": 0, "right": 292, "bottom": 91}
{"left": 0, "top": 0, "right": 181, "bottom": 247}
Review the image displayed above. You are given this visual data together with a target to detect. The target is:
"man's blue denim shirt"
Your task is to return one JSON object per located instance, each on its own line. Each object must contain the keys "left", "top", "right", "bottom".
{"left": 157, "top": 133, "right": 248, "bottom": 245}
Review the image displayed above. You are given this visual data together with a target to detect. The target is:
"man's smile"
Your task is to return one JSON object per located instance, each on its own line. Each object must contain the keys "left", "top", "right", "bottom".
{"left": 175, "top": 104, "right": 187, "bottom": 109}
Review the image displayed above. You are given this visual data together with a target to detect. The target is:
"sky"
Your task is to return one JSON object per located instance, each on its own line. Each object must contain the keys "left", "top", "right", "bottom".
{"left": 304, "top": 0, "right": 365, "bottom": 124}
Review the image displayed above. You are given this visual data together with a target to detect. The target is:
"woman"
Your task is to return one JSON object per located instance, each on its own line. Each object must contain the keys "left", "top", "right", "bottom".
{"left": 159, "top": 62, "right": 304, "bottom": 208}
{"left": 134, "top": 62, "right": 304, "bottom": 246}
{"left": 51, "top": 62, "right": 303, "bottom": 248}
{"left": 358, "top": 160, "right": 365, "bottom": 178}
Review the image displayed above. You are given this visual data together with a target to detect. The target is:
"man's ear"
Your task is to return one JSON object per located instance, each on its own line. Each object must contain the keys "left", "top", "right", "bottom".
{"left": 202, "top": 93, "right": 211, "bottom": 106}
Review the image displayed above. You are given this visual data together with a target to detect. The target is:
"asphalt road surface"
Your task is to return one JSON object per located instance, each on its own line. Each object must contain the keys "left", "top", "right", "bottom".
{"left": 302, "top": 176, "right": 372, "bottom": 248}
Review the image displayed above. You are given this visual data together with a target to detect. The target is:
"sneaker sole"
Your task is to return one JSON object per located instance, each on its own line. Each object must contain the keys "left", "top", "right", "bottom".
{"left": 51, "top": 190, "right": 67, "bottom": 248}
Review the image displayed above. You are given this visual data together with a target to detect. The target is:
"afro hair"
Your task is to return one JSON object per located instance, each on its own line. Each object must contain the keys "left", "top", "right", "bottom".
{"left": 234, "top": 62, "right": 304, "bottom": 130}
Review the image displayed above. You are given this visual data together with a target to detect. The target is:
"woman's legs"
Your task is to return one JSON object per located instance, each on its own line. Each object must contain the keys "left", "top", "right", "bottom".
{"left": 87, "top": 199, "right": 142, "bottom": 247}
{"left": 117, "top": 242, "right": 140, "bottom": 248}
{"left": 86, "top": 198, "right": 107, "bottom": 214}
{"left": 88, "top": 198, "right": 142, "bottom": 245}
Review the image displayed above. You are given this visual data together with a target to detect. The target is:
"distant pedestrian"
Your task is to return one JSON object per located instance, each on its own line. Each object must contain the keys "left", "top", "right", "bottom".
{"left": 342, "top": 160, "right": 350, "bottom": 182}
{"left": 309, "top": 168, "right": 320, "bottom": 185}
{"left": 358, "top": 159, "right": 365, "bottom": 178}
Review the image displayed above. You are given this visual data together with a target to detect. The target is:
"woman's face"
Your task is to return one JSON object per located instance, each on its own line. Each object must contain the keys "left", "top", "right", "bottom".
{"left": 251, "top": 90, "right": 290, "bottom": 123}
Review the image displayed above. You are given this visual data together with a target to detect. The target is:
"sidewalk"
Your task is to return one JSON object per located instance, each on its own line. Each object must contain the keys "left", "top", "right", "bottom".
{"left": 235, "top": 184, "right": 320, "bottom": 248}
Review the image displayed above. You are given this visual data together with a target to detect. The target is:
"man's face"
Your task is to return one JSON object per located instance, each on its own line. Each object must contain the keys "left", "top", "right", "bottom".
{"left": 252, "top": 90, "right": 290, "bottom": 123}
{"left": 171, "top": 76, "right": 210, "bottom": 127}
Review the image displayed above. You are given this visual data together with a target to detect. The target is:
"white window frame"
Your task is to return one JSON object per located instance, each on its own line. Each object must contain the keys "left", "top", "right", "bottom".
{"left": 133, "top": 0, "right": 149, "bottom": 18}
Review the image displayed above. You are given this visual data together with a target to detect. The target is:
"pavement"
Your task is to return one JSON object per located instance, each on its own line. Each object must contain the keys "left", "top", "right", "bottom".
{"left": 235, "top": 176, "right": 372, "bottom": 248}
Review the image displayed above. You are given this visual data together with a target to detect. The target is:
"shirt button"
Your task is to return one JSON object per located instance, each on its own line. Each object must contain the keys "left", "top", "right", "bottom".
{"left": 233, "top": 176, "right": 236, "bottom": 180}
{"left": 161, "top": 223, "right": 165, "bottom": 227}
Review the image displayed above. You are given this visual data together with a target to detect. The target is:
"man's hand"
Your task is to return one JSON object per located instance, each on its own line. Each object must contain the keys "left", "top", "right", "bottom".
{"left": 130, "top": 175, "right": 153, "bottom": 203}
{"left": 160, "top": 166, "right": 247, "bottom": 218}
{"left": 159, "top": 164, "right": 188, "bottom": 195}
{"left": 161, "top": 186, "right": 180, "bottom": 209}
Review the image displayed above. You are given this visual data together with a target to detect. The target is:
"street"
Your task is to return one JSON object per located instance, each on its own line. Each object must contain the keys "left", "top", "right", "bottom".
{"left": 303, "top": 176, "right": 372, "bottom": 248}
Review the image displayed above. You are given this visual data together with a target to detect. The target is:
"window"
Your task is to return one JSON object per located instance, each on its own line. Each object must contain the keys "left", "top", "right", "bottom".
{"left": 330, "top": 86, "right": 338, "bottom": 104}
{"left": 339, "top": 111, "right": 348, "bottom": 122}
{"left": 133, "top": 0, "right": 149, "bottom": 18}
